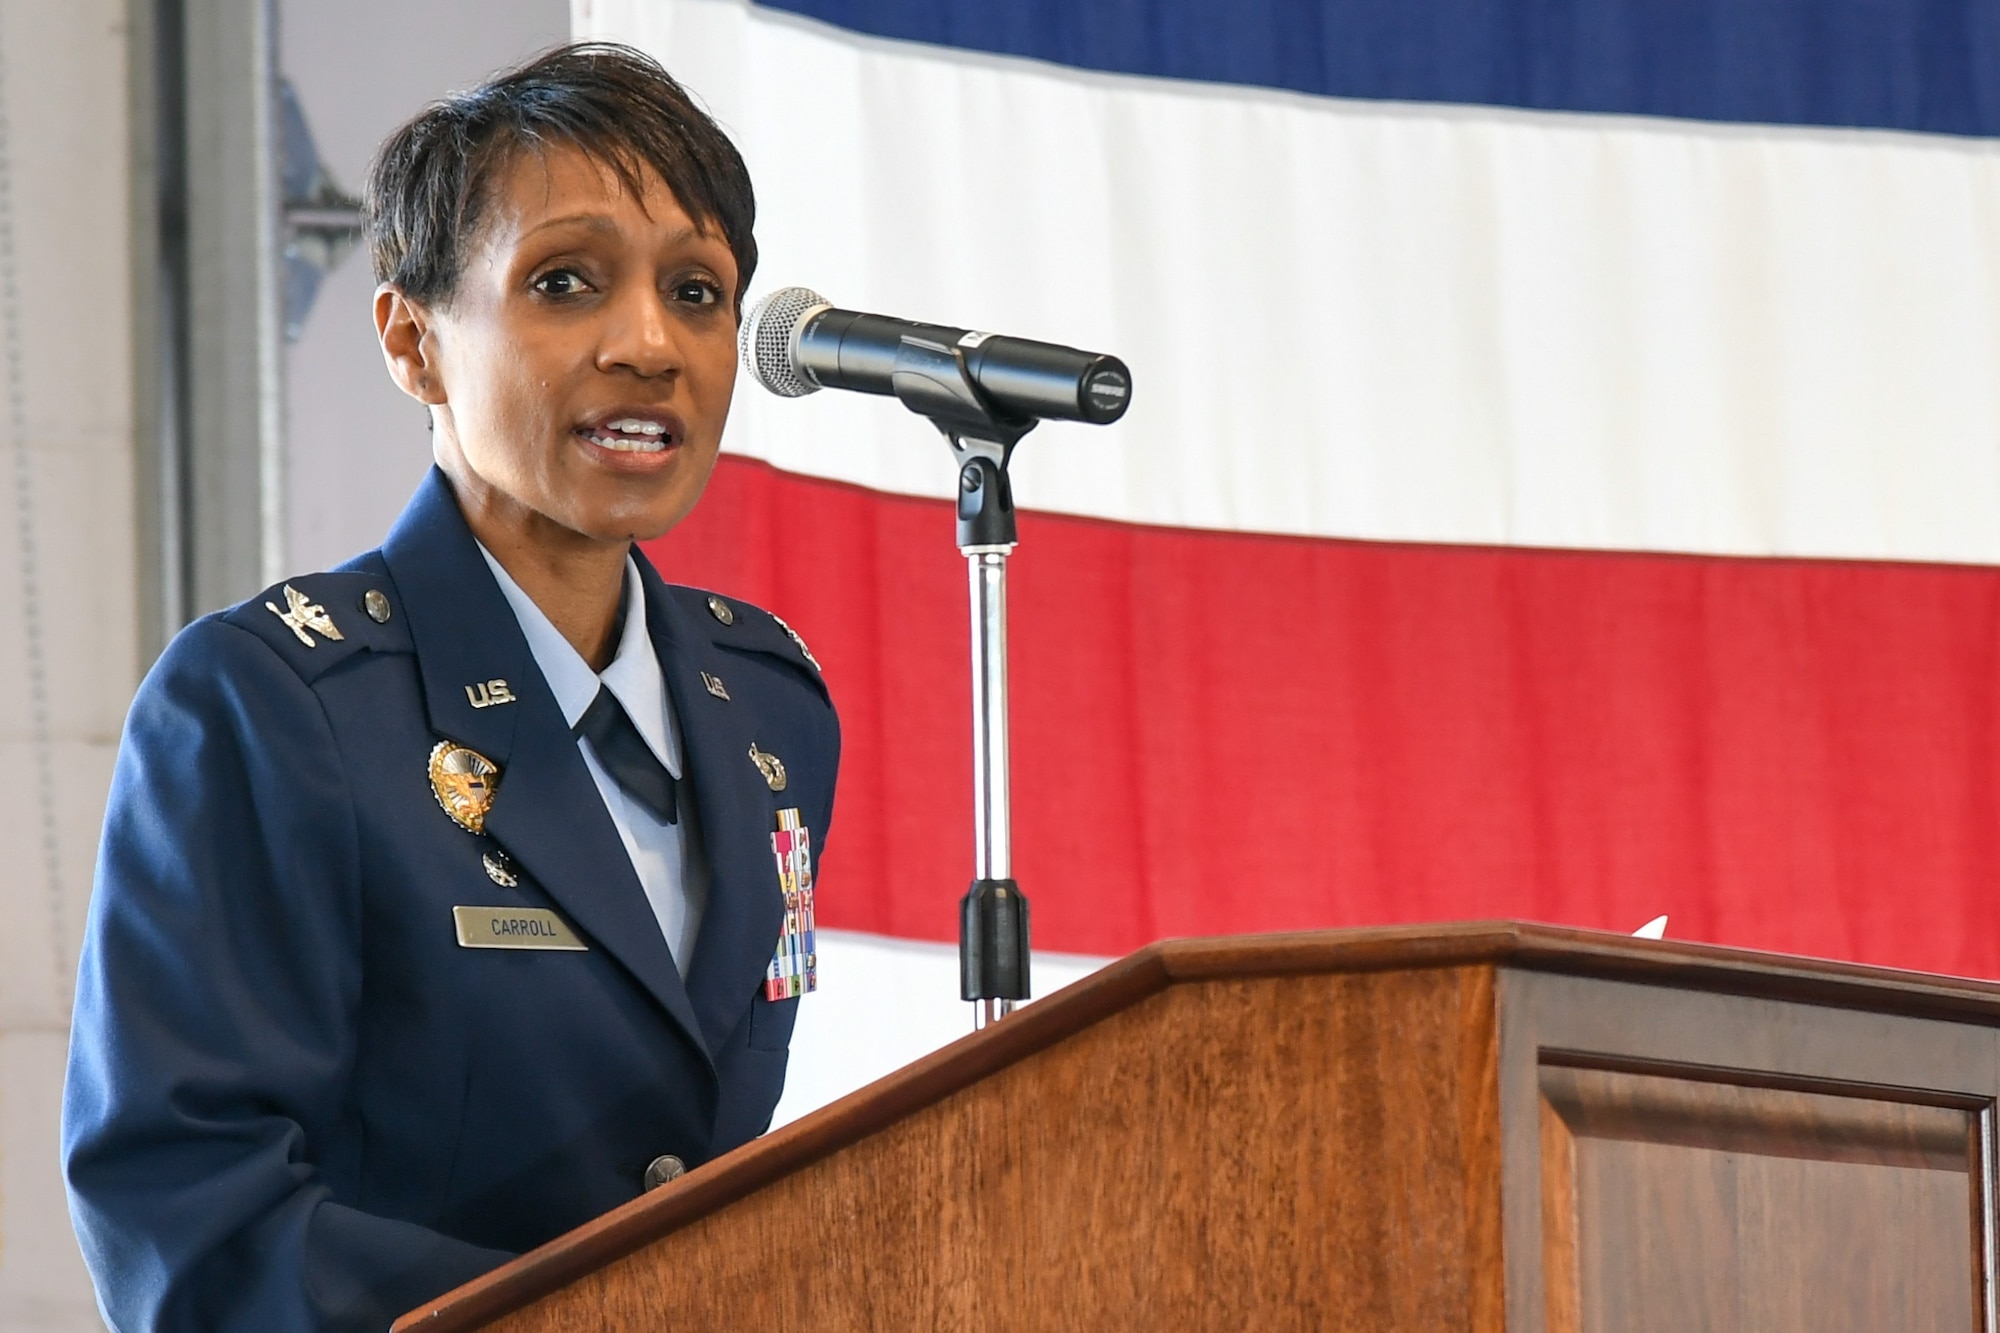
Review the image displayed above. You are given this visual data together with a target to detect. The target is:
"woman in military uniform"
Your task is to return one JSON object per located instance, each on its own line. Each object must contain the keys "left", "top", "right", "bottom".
{"left": 62, "top": 44, "right": 837, "bottom": 1331}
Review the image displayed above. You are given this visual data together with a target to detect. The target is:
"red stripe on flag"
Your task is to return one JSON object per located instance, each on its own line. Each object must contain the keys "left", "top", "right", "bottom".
{"left": 646, "top": 455, "right": 2000, "bottom": 977}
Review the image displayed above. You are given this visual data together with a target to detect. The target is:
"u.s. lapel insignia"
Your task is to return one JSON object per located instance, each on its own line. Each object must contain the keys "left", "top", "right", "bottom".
{"left": 429, "top": 741, "right": 501, "bottom": 833}
{"left": 464, "top": 679, "right": 516, "bottom": 709}
{"left": 769, "top": 612, "right": 821, "bottom": 672}
{"left": 266, "top": 584, "right": 344, "bottom": 648}
{"left": 748, "top": 742, "right": 788, "bottom": 792}
{"left": 701, "top": 671, "right": 730, "bottom": 701}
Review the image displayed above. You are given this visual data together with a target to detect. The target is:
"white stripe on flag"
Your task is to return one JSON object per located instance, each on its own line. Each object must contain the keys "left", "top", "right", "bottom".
{"left": 771, "top": 929, "right": 1111, "bottom": 1127}
{"left": 584, "top": 0, "right": 2000, "bottom": 566}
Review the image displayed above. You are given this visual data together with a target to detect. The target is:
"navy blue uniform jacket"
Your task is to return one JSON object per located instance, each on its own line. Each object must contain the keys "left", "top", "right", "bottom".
{"left": 62, "top": 470, "right": 839, "bottom": 1331}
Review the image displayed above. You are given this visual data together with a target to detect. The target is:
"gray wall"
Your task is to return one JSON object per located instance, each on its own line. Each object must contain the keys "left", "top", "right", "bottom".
{"left": 0, "top": 0, "right": 137, "bottom": 1322}
{"left": 280, "top": 0, "right": 570, "bottom": 574}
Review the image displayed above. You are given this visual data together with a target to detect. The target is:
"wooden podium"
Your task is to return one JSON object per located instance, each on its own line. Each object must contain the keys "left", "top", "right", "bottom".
{"left": 395, "top": 922, "right": 2000, "bottom": 1331}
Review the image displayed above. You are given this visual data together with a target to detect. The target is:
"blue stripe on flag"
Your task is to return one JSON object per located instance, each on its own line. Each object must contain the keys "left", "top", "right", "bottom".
{"left": 754, "top": 0, "right": 2000, "bottom": 138}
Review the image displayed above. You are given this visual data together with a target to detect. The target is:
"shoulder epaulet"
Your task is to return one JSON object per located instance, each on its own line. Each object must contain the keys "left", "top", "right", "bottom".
{"left": 675, "top": 586, "right": 827, "bottom": 695}
{"left": 222, "top": 571, "right": 413, "bottom": 683}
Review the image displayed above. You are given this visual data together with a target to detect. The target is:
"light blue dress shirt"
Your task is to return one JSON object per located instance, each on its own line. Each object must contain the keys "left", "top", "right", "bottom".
{"left": 478, "top": 545, "right": 708, "bottom": 973}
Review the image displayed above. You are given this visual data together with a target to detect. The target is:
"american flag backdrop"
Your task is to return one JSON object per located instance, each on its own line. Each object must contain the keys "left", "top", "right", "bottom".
{"left": 571, "top": 0, "right": 2000, "bottom": 1122}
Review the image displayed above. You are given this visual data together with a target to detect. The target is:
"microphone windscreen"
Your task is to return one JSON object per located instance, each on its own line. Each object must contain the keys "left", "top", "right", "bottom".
{"left": 739, "top": 286, "right": 831, "bottom": 397}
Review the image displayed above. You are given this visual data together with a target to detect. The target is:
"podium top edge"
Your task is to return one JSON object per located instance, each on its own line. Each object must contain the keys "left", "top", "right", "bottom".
{"left": 1146, "top": 920, "right": 2000, "bottom": 1018}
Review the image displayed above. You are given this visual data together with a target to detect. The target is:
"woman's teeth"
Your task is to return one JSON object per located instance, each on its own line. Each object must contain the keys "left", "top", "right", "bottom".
{"left": 584, "top": 419, "right": 671, "bottom": 453}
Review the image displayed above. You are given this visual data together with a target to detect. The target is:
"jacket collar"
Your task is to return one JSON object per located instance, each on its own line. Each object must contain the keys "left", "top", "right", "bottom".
{"left": 379, "top": 469, "right": 711, "bottom": 1062}
{"left": 635, "top": 553, "right": 787, "bottom": 1053}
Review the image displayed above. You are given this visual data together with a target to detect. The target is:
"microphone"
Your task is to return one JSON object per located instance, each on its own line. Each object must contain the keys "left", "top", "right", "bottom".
{"left": 739, "top": 287, "right": 1132, "bottom": 426}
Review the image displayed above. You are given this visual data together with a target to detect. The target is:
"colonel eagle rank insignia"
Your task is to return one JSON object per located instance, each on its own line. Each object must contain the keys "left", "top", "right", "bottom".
{"left": 265, "top": 583, "right": 344, "bottom": 648}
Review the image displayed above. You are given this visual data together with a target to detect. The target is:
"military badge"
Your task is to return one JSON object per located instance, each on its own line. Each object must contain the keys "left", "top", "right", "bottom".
{"left": 768, "top": 612, "right": 821, "bottom": 672}
{"left": 265, "top": 583, "right": 344, "bottom": 648}
{"left": 748, "top": 741, "right": 787, "bottom": 792}
{"left": 482, "top": 850, "right": 519, "bottom": 888}
{"left": 429, "top": 741, "right": 501, "bottom": 833}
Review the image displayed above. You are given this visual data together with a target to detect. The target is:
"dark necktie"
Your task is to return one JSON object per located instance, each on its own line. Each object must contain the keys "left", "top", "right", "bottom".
{"left": 573, "top": 685, "right": 679, "bottom": 824}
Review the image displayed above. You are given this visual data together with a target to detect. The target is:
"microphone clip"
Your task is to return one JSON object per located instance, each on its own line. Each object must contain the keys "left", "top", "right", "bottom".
{"left": 887, "top": 332, "right": 1037, "bottom": 550}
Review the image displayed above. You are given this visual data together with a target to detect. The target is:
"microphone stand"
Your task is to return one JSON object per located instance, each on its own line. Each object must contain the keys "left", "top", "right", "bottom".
{"left": 883, "top": 334, "right": 1036, "bottom": 1029}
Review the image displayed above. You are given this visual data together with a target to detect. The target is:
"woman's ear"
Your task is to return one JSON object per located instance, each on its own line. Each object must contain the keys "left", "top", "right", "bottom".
{"left": 374, "top": 284, "right": 447, "bottom": 405}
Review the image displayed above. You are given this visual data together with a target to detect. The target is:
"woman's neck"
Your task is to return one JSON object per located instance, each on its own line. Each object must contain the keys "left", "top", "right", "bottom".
{"left": 483, "top": 528, "right": 628, "bottom": 672}
{"left": 439, "top": 457, "right": 629, "bottom": 673}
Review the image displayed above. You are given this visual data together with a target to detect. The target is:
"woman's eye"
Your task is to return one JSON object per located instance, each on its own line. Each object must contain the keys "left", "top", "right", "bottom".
{"left": 532, "top": 268, "right": 591, "bottom": 297}
{"left": 674, "top": 279, "right": 722, "bottom": 306}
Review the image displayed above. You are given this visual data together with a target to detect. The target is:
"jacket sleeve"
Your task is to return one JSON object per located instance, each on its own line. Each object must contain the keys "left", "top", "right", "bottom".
{"left": 62, "top": 619, "right": 512, "bottom": 1332}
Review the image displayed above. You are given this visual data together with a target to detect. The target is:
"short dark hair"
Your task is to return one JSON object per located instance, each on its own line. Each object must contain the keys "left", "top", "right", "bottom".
{"left": 364, "top": 42, "right": 757, "bottom": 308}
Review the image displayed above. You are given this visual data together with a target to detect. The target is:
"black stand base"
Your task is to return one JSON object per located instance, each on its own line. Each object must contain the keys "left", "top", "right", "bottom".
{"left": 960, "top": 877, "right": 1031, "bottom": 1001}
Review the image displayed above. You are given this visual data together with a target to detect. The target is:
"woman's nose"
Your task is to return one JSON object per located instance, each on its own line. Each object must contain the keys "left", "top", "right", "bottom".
{"left": 597, "top": 286, "right": 683, "bottom": 378}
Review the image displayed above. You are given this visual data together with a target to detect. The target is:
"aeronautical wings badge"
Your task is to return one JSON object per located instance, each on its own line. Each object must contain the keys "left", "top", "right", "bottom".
{"left": 265, "top": 583, "right": 344, "bottom": 648}
{"left": 429, "top": 741, "right": 501, "bottom": 833}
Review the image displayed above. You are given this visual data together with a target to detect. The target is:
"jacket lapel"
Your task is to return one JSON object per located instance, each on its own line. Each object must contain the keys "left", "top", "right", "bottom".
{"left": 380, "top": 470, "right": 708, "bottom": 1064}
{"left": 638, "top": 556, "right": 785, "bottom": 1054}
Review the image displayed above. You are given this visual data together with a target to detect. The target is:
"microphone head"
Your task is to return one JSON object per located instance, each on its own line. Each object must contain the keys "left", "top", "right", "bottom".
{"left": 739, "top": 286, "right": 832, "bottom": 397}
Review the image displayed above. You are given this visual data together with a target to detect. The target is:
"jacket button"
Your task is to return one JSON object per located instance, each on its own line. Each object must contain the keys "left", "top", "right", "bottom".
{"left": 643, "top": 1154, "right": 687, "bottom": 1191}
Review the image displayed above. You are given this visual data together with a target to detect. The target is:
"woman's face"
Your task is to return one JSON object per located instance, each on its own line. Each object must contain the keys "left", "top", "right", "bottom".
{"left": 384, "top": 142, "right": 740, "bottom": 550}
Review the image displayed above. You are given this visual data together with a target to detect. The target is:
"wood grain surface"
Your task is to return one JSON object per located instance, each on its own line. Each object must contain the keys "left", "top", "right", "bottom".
{"left": 1541, "top": 1067, "right": 1977, "bottom": 1332}
{"left": 474, "top": 966, "right": 1505, "bottom": 1332}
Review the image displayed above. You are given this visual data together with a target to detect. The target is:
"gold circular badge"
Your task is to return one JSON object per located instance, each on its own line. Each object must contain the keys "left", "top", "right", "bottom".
{"left": 429, "top": 741, "right": 500, "bottom": 833}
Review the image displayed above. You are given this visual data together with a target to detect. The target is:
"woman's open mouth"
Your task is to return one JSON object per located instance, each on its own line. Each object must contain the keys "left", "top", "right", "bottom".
{"left": 579, "top": 416, "right": 676, "bottom": 453}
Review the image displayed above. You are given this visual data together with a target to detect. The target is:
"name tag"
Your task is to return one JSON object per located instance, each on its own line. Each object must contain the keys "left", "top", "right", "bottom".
{"left": 453, "top": 906, "right": 588, "bottom": 951}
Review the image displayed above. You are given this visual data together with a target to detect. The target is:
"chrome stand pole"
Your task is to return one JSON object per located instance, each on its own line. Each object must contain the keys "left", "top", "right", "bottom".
{"left": 966, "top": 547, "right": 1015, "bottom": 1029}
{"left": 954, "top": 451, "right": 1029, "bottom": 1029}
